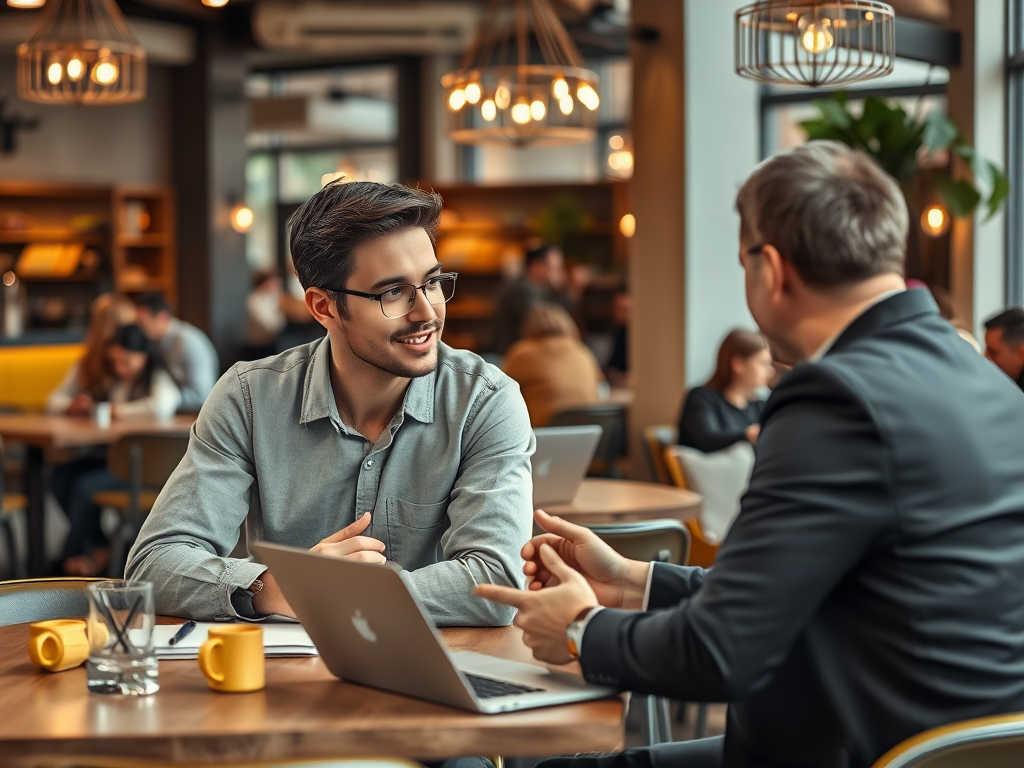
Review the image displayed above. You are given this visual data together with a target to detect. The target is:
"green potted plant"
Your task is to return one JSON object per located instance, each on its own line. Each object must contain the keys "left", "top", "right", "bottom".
{"left": 800, "top": 92, "right": 1008, "bottom": 275}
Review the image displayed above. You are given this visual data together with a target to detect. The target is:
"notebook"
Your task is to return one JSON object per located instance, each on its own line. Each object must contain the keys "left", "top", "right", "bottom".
{"left": 152, "top": 622, "right": 319, "bottom": 659}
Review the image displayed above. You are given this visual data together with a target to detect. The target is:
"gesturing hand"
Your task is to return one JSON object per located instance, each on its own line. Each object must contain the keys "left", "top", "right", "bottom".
{"left": 476, "top": 544, "right": 598, "bottom": 665}
{"left": 310, "top": 512, "right": 386, "bottom": 564}
{"left": 523, "top": 509, "right": 650, "bottom": 610}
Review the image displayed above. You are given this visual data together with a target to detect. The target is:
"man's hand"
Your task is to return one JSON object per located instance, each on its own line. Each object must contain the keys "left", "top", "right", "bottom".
{"left": 476, "top": 544, "right": 598, "bottom": 664}
{"left": 253, "top": 513, "right": 385, "bottom": 616}
{"left": 311, "top": 512, "right": 386, "bottom": 563}
{"left": 523, "top": 509, "right": 650, "bottom": 610}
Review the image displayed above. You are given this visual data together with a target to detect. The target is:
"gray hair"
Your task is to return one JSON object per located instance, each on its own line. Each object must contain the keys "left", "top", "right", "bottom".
{"left": 736, "top": 141, "right": 908, "bottom": 288}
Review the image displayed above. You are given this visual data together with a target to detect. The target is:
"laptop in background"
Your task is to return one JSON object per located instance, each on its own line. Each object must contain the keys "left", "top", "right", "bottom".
{"left": 532, "top": 425, "right": 602, "bottom": 506}
{"left": 252, "top": 542, "right": 617, "bottom": 714}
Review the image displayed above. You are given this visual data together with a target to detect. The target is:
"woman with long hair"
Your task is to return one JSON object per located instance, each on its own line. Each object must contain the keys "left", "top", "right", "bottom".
{"left": 47, "top": 292, "right": 137, "bottom": 415}
{"left": 677, "top": 329, "right": 774, "bottom": 452}
{"left": 503, "top": 302, "right": 604, "bottom": 427}
{"left": 49, "top": 323, "right": 181, "bottom": 575}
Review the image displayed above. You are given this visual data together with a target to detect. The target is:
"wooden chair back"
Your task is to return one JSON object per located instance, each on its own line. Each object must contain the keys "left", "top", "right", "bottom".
{"left": 664, "top": 447, "right": 720, "bottom": 569}
{"left": 642, "top": 425, "right": 677, "bottom": 485}
{"left": 872, "top": 713, "right": 1024, "bottom": 768}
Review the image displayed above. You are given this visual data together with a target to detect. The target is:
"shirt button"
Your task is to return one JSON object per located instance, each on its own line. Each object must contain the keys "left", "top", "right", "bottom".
{"left": 364, "top": 459, "right": 374, "bottom": 470}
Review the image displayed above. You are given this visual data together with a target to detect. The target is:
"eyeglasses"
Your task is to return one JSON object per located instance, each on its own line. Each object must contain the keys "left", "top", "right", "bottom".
{"left": 746, "top": 244, "right": 765, "bottom": 256}
{"left": 325, "top": 272, "right": 458, "bottom": 320}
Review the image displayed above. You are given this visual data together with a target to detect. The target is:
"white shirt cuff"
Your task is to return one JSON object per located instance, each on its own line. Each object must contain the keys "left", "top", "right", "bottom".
{"left": 642, "top": 562, "right": 655, "bottom": 610}
{"left": 576, "top": 605, "right": 605, "bottom": 656}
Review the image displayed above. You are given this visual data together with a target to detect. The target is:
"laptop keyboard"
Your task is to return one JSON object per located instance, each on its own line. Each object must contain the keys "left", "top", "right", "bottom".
{"left": 465, "top": 673, "right": 544, "bottom": 699}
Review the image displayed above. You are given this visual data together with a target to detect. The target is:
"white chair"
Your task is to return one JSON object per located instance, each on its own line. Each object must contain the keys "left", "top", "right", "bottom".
{"left": 667, "top": 442, "right": 755, "bottom": 544}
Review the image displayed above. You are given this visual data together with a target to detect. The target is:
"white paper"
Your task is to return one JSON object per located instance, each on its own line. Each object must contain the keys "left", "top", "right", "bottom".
{"left": 153, "top": 622, "right": 319, "bottom": 659}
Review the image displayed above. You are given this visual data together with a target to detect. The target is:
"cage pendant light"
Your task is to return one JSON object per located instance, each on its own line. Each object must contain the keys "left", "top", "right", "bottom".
{"left": 735, "top": 1, "right": 895, "bottom": 88}
{"left": 441, "top": 0, "right": 600, "bottom": 147}
{"left": 17, "top": 0, "right": 146, "bottom": 105}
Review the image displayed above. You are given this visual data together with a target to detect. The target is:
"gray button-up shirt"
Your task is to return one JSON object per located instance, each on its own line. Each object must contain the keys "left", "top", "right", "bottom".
{"left": 126, "top": 337, "right": 535, "bottom": 626}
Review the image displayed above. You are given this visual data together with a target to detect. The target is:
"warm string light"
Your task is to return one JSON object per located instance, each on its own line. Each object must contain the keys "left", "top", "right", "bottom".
{"left": 231, "top": 203, "right": 255, "bottom": 234}
{"left": 7, "top": 0, "right": 45, "bottom": 8}
{"left": 619, "top": 214, "right": 636, "bottom": 238}
{"left": 920, "top": 205, "right": 949, "bottom": 237}
{"left": 444, "top": 76, "right": 600, "bottom": 129}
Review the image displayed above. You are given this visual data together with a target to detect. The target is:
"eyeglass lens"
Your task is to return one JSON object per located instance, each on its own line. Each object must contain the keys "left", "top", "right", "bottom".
{"left": 380, "top": 275, "right": 457, "bottom": 319}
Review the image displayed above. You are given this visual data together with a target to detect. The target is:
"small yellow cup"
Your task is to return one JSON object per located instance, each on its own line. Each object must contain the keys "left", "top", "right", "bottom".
{"left": 197, "top": 624, "right": 265, "bottom": 693}
{"left": 28, "top": 619, "right": 90, "bottom": 672}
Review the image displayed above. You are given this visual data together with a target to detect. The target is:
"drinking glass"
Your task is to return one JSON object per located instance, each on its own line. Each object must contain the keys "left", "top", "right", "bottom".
{"left": 86, "top": 580, "right": 159, "bottom": 696}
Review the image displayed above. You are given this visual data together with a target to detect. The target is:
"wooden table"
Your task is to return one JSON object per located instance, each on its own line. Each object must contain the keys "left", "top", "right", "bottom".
{"left": 0, "top": 623, "right": 624, "bottom": 766}
{"left": 543, "top": 478, "right": 702, "bottom": 524}
{"left": 0, "top": 413, "right": 195, "bottom": 577}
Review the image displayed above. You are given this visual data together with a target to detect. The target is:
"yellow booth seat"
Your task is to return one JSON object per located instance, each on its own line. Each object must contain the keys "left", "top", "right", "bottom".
{"left": 0, "top": 344, "right": 84, "bottom": 413}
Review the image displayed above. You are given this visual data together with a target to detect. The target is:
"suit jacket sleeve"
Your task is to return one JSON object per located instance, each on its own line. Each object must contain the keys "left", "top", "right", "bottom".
{"left": 580, "top": 364, "right": 893, "bottom": 701}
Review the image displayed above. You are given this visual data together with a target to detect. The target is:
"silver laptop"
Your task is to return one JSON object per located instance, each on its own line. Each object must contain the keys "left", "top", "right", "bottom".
{"left": 252, "top": 541, "right": 617, "bottom": 714}
{"left": 532, "top": 425, "right": 602, "bottom": 506}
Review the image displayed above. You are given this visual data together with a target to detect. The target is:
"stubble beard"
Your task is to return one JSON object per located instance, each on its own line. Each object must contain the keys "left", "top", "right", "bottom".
{"left": 342, "top": 320, "right": 443, "bottom": 379}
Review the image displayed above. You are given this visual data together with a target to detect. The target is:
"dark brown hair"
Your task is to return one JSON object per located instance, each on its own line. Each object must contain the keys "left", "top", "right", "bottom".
{"left": 288, "top": 180, "right": 442, "bottom": 317}
{"left": 706, "top": 329, "right": 767, "bottom": 392}
{"left": 985, "top": 307, "right": 1024, "bottom": 347}
{"left": 736, "top": 141, "right": 908, "bottom": 289}
{"left": 78, "top": 292, "right": 136, "bottom": 398}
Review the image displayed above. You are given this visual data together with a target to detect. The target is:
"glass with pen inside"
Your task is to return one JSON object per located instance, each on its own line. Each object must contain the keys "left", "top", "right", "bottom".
{"left": 85, "top": 580, "right": 159, "bottom": 695}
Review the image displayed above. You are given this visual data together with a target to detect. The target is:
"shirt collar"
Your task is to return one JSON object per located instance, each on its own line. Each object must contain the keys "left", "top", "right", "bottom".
{"left": 807, "top": 288, "right": 906, "bottom": 362}
{"left": 299, "top": 336, "right": 436, "bottom": 427}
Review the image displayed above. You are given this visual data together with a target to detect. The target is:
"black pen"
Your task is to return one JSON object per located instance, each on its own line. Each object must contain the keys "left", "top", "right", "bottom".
{"left": 168, "top": 620, "right": 196, "bottom": 646}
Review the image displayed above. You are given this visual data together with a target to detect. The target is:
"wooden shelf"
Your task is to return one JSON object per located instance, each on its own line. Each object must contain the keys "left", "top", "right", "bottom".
{"left": 17, "top": 272, "right": 104, "bottom": 283}
{"left": 0, "top": 230, "right": 106, "bottom": 245}
{"left": 115, "top": 234, "right": 167, "bottom": 248}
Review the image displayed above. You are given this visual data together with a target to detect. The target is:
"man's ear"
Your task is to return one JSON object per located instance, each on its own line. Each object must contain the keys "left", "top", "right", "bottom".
{"left": 757, "top": 244, "right": 789, "bottom": 305}
{"left": 305, "top": 288, "right": 338, "bottom": 326}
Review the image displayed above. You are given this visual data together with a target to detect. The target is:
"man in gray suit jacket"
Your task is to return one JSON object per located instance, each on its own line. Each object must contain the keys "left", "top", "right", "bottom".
{"left": 479, "top": 142, "right": 1024, "bottom": 768}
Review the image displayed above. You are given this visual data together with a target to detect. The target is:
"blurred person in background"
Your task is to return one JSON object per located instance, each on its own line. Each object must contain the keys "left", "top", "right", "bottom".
{"left": 604, "top": 286, "right": 631, "bottom": 388}
{"left": 984, "top": 307, "right": 1024, "bottom": 391}
{"left": 503, "top": 303, "right": 604, "bottom": 427}
{"left": 49, "top": 323, "right": 181, "bottom": 576}
{"left": 492, "top": 243, "right": 587, "bottom": 355}
{"left": 677, "top": 329, "right": 773, "bottom": 452}
{"left": 132, "top": 291, "right": 218, "bottom": 412}
{"left": 46, "top": 292, "right": 136, "bottom": 417}
{"left": 244, "top": 269, "right": 288, "bottom": 359}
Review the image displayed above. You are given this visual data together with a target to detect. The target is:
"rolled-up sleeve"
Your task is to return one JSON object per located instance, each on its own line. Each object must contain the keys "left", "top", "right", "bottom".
{"left": 404, "top": 379, "right": 535, "bottom": 627}
{"left": 125, "top": 367, "right": 264, "bottom": 620}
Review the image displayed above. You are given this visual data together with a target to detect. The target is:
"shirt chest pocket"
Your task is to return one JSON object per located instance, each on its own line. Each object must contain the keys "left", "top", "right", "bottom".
{"left": 385, "top": 497, "right": 451, "bottom": 571}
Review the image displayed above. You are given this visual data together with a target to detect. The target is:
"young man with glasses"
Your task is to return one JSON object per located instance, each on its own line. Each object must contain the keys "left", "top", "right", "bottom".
{"left": 127, "top": 178, "right": 534, "bottom": 625}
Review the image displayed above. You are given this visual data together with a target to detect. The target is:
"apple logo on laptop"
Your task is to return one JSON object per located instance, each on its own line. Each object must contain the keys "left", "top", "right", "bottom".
{"left": 536, "top": 458, "right": 552, "bottom": 477}
{"left": 351, "top": 610, "right": 378, "bottom": 643}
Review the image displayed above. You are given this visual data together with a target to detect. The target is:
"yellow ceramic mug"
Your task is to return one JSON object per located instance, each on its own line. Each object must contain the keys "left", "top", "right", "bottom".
{"left": 197, "top": 625, "right": 265, "bottom": 693}
{"left": 28, "top": 619, "right": 90, "bottom": 672}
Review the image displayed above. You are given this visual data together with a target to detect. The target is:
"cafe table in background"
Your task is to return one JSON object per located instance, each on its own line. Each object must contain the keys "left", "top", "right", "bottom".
{"left": 0, "top": 620, "right": 624, "bottom": 767}
{"left": 0, "top": 413, "right": 196, "bottom": 577}
{"left": 543, "top": 478, "right": 702, "bottom": 525}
